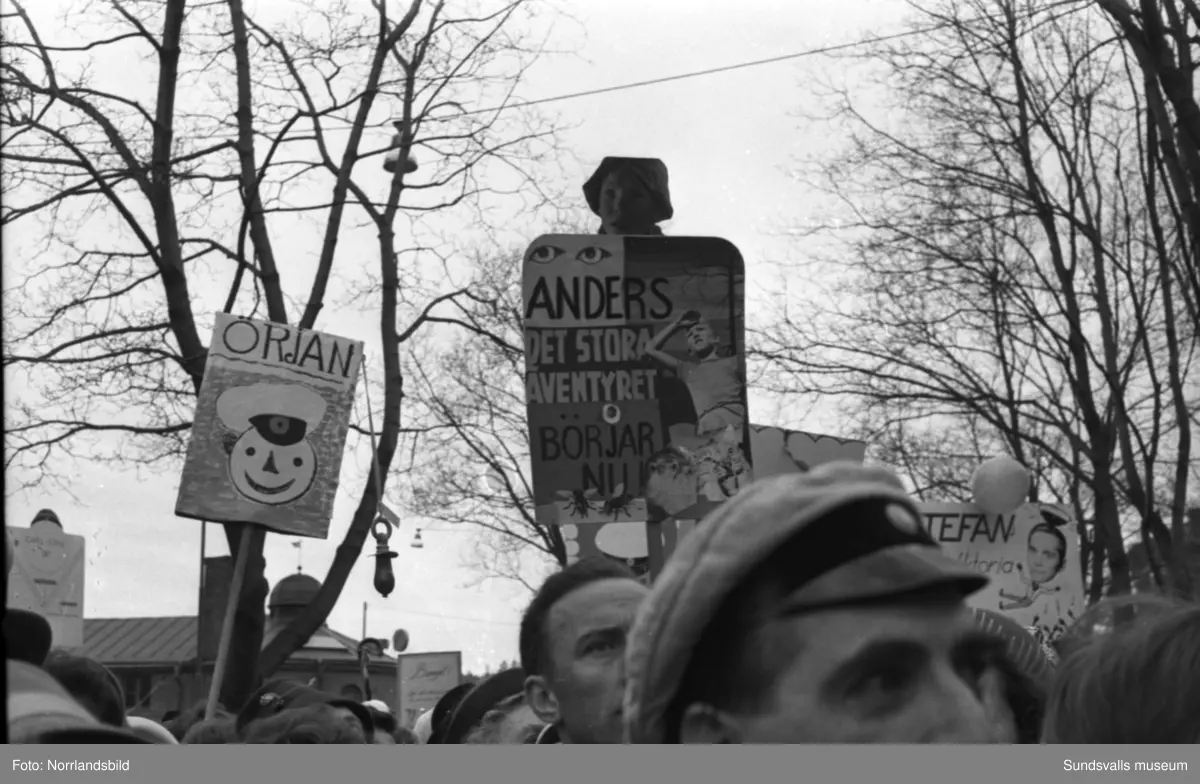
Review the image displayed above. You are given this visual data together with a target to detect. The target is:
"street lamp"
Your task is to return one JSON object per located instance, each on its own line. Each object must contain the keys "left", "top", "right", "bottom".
{"left": 383, "top": 120, "right": 418, "bottom": 174}
{"left": 410, "top": 528, "right": 424, "bottom": 549}
{"left": 371, "top": 516, "right": 399, "bottom": 598}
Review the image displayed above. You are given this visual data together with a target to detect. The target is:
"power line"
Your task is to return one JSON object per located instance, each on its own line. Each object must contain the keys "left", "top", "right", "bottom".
{"left": 462, "top": 0, "right": 1086, "bottom": 116}
{"left": 1, "top": 2, "right": 1084, "bottom": 150}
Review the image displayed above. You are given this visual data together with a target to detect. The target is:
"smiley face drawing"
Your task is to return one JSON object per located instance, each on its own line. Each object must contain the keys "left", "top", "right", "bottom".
{"left": 216, "top": 382, "right": 327, "bottom": 506}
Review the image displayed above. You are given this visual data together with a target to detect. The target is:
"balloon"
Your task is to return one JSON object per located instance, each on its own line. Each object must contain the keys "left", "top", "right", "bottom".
{"left": 971, "top": 456, "right": 1030, "bottom": 514}
{"left": 594, "top": 522, "right": 648, "bottom": 561}
{"left": 479, "top": 466, "right": 505, "bottom": 494}
{"left": 973, "top": 608, "right": 1054, "bottom": 685}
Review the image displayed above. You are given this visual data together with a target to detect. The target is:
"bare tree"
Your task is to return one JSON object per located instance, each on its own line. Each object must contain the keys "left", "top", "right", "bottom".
{"left": 756, "top": 0, "right": 1199, "bottom": 600}
{"left": 1, "top": 0, "right": 565, "bottom": 707}
{"left": 401, "top": 235, "right": 587, "bottom": 590}
{"left": 1096, "top": 0, "right": 1200, "bottom": 318}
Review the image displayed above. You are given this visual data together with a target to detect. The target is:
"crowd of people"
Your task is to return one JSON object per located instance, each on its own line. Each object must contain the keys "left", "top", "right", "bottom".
{"left": 6, "top": 463, "right": 1199, "bottom": 745}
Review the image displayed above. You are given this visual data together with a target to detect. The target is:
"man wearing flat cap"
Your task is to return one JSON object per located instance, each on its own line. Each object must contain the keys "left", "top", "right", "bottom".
{"left": 623, "top": 462, "right": 1006, "bottom": 744}
{"left": 583, "top": 157, "right": 673, "bottom": 236}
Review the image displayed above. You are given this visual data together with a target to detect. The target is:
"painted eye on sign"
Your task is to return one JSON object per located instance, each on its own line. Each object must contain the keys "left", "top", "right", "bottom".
{"left": 522, "top": 234, "right": 752, "bottom": 530}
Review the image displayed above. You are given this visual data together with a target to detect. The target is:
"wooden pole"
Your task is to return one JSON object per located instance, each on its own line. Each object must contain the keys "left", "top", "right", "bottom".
{"left": 204, "top": 525, "right": 253, "bottom": 720}
{"left": 645, "top": 519, "right": 665, "bottom": 581}
{"left": 195, "top": 520, "right": 207, "bottom": 694}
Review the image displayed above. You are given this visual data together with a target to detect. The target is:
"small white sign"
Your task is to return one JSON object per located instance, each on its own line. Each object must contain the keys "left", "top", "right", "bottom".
{"left": 6, "top": 521, "right": 86, "bottom": 648}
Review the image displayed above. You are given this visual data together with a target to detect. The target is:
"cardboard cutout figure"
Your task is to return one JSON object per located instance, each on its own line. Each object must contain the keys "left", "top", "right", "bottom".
{"left": 919, "top": 500, "right": 1085, "bottom": 645}
{"left": 175, "top": 314, "right": 363, "bottom": 539}
{"left": 583, "top": 157, "right": 673, "bottom": 236}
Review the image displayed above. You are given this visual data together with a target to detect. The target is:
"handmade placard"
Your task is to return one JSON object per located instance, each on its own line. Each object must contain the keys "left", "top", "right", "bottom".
{"left": 523, "top": 235, "right": 750, "bottom": 529}
{"left": 175, "top": 314, "right": 363, "bottom": 539}
{"left": 919, "top": 500, "right": 1085, "bottom": 645}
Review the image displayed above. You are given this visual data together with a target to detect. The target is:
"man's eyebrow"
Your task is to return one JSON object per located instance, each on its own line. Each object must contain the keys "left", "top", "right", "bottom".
{"left": 821, "top": 639, "right": 928, "bottom": 698}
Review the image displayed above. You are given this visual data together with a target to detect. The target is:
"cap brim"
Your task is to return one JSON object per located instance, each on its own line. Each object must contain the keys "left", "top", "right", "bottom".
{"left": 441, "top": 669, "right": 525, "bottom": 744}
{"left": 783, "top": 544, "right": 988, "bottom": 612}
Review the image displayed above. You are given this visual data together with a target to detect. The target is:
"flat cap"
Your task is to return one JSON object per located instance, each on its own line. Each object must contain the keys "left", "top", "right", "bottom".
{"left": 623, "top": 462, "right": 988, "bottom": 744}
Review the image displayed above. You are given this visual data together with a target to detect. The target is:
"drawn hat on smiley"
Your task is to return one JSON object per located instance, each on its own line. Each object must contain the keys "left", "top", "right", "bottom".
{"left": 217, "top": 382, "right": 328, "bottom": 445}
{"left": 216, "top": 382, "right": 328, "bottom": 505}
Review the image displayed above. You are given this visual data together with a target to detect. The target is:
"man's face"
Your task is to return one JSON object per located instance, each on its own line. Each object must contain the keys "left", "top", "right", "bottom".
{"left": 688, "top": 599, "right": 1001, "bottom": 743}
{"left": 1027, "top": 531, "right": 1062, "bottom": 584}
{"left": 599, "top": 170, "right": 656, "bottom": 234}
{"left": 538, "top": 578, "right": 648, "bottom": 743}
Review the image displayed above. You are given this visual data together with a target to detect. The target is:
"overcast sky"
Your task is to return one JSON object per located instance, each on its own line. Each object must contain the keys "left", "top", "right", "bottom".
{"left": 4, "top": 0, "right": 914, "bottom": 673}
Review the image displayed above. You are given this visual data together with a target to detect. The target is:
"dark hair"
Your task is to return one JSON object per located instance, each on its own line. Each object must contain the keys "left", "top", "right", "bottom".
{"left": 1027, "top": 523, "right": 1067, "bottom": 574}
{"left": 41, "top": 651, "right": 127, "bottom": 728}
{"left": 241, "top": 704, "right": 368, "bottom": 744}
{"left": 1042, "top": 596, "right": 1200, "bottom": 743}
{"left": 519, "top": 557, "right": 638, "bottom": 678}
{"left": 181, "top": 717, "right": 239, "bottom": 745}
{"left": 391, "top": 726, "right": 419, "bottom": 744}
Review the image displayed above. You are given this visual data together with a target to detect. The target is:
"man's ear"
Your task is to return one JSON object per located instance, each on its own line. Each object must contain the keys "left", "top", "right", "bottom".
{"left": 678, "top": 703, "right": 741, "bottom": 745}
{"left": 524, "top": 675, "right": 559, "bottom": 726}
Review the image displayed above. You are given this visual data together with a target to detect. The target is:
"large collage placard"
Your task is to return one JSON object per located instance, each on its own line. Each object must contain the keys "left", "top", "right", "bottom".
{"left": 523, "top": 235, "right": 751, "bottom": 532}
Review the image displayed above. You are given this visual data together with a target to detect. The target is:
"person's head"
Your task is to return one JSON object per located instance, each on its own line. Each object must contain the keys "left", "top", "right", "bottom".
{"left": 241, "top": 704, "right": 369, "bottom": 744}
{"left": 361, "top": 699, "right": 397, "bottom": 744}
{"left": 392, "top": 726, "right": 420, "bottom": 744}
{"left": 426, "top": 681, "right": 475, "bottom": 744}
{"left": 463, "top": 693, "right": 545, "bottom": 744}
{"left": 41, "top": 651, "right": 127, "bottom": 728}
{"left": 1026, "top": 523, "right": 1067, "bottom": 584}
{"left": 442, "top": 668, "right": 526, "bottom": 744}
{"left": 625, "top": 463, "right": 1004, "bottom": 744}
{"left": 237, "top": 682, "right": 373, "bottom": 741}
{"left": 1042, "top": 596, "right": 1200, "bottom": 743}
{"left": 166, "top": 699, "right": 227, "bottom": 741}
{"left": 181, "top": 716, "right": 239, "bottom": 744}
{"left": 520, "top": 557, "right": 649, "bottom": 744}
{"left": 583, "top": 157, "right": 673, "bottom": 235}
{"left": 684, "top": 319, "right": 720, "bottom": 358}
{"left": 7, "top": 659, "right": 147, "bottom": 744}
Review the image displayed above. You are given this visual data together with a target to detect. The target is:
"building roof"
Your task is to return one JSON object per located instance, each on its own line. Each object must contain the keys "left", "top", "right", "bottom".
{"left": 79, "top": 616, "right": 396, "bottom": 667}
{"left": 81, "top": 617, "right": 197, "bottom": 664}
